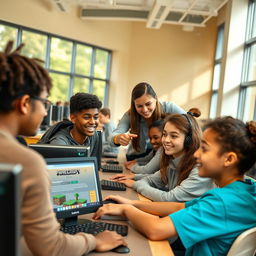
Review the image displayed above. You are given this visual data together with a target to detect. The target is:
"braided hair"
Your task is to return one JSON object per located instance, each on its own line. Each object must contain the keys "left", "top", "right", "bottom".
{"left": 0, "top": 41, "right": 52, "bottom": 112}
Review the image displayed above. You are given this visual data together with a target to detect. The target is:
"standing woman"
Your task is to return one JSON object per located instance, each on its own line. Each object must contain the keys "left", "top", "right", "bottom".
{"left": 108, "top": 82, "right": 185, "bottom": 161}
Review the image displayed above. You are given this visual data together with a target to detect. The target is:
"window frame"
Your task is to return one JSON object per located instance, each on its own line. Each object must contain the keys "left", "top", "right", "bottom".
{"left": 0, "top": 19, "right": 112, "bottom": 105}
{"left": 209, "top": 23, "right": 225, "bottom": 118}
{"left": 238, "top": 0, "right": 256, "bottom": 120}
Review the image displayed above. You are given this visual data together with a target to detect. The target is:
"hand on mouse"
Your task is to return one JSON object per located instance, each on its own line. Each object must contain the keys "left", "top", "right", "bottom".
{"left": 94, "top": 230, "right": 127, "bottom": 252}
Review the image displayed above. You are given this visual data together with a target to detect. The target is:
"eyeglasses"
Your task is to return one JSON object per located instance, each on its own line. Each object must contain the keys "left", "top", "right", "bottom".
{"left": 30, "top": 95, "right": 52, "bottom": 111}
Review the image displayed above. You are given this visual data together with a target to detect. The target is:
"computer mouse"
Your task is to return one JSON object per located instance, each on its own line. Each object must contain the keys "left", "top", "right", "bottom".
{"left": 111, "top": 245, "right": 130, "bottom": 254}
{"left": 106, "top": 160, "right": 119, "bottom": 165}
{"left": 102, "top": 199, "right": 118, "bottom": 204}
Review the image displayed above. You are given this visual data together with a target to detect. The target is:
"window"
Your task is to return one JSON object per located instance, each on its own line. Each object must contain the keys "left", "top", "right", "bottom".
{"left": 238, "top": 0, "right": 256, "bottom": 121}
{"left": 0, "top": 21, "right": 111, "bottom": 105}
{"left": 209, "top": 24, "right": 225, "bottom": 118}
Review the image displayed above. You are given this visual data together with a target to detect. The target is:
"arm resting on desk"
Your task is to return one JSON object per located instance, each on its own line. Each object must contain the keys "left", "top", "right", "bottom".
{"left": 104, "top": 194, "right": 184, "bottom": 217}
{"left": 94, "top": 204, "right": 178, "bottom": 241}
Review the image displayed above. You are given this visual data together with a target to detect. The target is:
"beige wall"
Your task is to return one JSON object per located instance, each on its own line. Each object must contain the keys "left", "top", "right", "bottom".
{"left": 0, "top": 0, "right": 218, "bottom": 121}
{"left": 128, "top": 20, "right": 217, "bottom": 118}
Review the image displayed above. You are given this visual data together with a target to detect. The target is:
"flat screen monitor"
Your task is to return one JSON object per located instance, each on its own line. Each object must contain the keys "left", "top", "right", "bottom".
{"left": 52, "top": 105, "right": 63, "bottom": 122}
{"left": 95, "top": 131, "right": 102, "bottom": 170}
{"left": 45, "top": 157, "right": 102, "bottom": 226}
{"left": 41, "top": 105, "right": 52, "bottom": 131}
{"left": 29, "top": 144, "right": 90, "bottom": 160}
{"left": 0, "top": 163, "right": 22, "bottom": 256}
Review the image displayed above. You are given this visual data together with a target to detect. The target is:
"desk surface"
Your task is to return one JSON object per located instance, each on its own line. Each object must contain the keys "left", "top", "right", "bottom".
{"left": 86, "top": 163, "right": 174, "bottom": 256}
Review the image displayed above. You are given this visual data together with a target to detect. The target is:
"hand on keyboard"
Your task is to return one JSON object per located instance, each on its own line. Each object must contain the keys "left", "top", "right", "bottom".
{"left": 118, "top": 179, "right": 135, "bottom": 188}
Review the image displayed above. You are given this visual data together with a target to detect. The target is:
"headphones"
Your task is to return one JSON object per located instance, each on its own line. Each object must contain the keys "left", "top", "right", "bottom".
{"left": 182, "top": 113, "right": 193, "bottom": 149}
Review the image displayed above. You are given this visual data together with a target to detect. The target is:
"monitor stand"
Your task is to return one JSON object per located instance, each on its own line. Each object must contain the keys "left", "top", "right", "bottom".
{"left": 60, "top": 216, "right": 92, "bottom": 227}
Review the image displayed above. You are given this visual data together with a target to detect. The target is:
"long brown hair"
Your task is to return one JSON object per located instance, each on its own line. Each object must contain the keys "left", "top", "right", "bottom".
{"left": 129, "top": 82, "right": 164, "bottom": 152}
{"left": 160, "top": 108, "right": 202, "bottom": 185}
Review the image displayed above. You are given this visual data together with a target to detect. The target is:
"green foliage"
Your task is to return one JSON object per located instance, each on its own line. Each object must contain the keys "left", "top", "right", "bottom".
{"left": 0, "top": 25, "right": 17, "bottom": 51}
{"left": 73, "top": 77, "right": 90, "bottom": 95}
{"left": 21, "top": 30, "right": 47, "bottom": 60}
{"left": 0, "top": 23, "right": 111, "bottom": 104}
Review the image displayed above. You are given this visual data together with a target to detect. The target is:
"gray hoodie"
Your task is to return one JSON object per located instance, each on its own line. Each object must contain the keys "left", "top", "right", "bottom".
{"left": 133, "top": 156, "right": 214, "bottom": 202}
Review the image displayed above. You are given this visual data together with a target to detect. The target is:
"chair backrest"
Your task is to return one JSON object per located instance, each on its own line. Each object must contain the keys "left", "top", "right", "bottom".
{"left": 227, "top": 227, "right": 256, "bottom": 256}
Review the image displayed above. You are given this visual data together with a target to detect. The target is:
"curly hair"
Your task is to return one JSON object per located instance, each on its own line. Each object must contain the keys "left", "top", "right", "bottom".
{"left": 203, "top": 116, "right": 256, "bottom": 174}
{"left": 70, "top": 93, "right": 102, "bottom": 114}
{"left": 0, "top": 41, "right": 52, "bottom": 112}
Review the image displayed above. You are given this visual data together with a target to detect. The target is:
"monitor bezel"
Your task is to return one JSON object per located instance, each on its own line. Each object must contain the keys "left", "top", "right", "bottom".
{"left": 45, "top": 157, "right": 102, "bottom": 220}
{"left": 29, "top": 144, "right": 90, "bottom": 159}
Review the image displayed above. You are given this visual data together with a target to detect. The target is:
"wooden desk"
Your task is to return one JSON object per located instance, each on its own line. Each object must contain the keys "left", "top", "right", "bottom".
{"left": 86, "top": 164, "right": 174, "bottom": 256}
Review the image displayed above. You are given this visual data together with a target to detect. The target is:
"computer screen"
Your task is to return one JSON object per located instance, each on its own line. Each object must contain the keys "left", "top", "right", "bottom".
{"left": 41, "top": 106, "right": 52, "bottom": 131}
{"left": 96, "top": 131, "right": 103, "bottom": 170}
{"left": 29, "top": 144, "right": 90, "bottom": 160}
{"left": 0, "top": 163, "right": 22, "bottom": 256}
{"left": 51, "top": 105, "right": 63, "bottom": 122}
{"left": 45, "top": 157, "right": 102, "bottom": 226}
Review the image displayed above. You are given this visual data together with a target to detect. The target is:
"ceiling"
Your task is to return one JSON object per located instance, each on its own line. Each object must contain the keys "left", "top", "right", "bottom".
{"left": 52, "top": 0, "right": 229, "bottom": 30}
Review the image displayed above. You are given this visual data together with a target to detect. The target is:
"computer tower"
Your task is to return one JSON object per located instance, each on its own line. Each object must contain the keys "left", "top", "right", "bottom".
{"left": 0, "top": 164, "right": 22, "bottom": 256}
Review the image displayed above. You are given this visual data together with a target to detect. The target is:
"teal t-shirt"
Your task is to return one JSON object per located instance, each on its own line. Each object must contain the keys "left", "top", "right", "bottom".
{"left": 170, "top": 179, "right": 256, "bottom": 256}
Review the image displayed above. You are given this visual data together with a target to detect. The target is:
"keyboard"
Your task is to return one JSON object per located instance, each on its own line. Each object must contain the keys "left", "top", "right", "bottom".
{"left": 101, "top": 179, "right": 126, "bottom": 191}
{"left": 60, "top": 220, "right": 128, "bottom": 236}
{"left": 102, "top": 164, "right": 123, "bottom": 173}
{"left": 102, "top": 152, "right": 118, "bottom": 158}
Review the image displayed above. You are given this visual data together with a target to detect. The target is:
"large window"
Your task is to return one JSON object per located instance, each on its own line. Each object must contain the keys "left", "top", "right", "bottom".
{"left": 238, "top": 0, "right": 256, "bottom": 121}
{"left": 0, "top": 21, "right": 111, "bottom": 105}
{"left": 209, "top": 24, "right": 225, "bottom": 118}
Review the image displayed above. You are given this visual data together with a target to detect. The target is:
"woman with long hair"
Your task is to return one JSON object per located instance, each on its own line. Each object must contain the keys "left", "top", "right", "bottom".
{"left": 109, "top": 82, "right": 185, "bottom": 161}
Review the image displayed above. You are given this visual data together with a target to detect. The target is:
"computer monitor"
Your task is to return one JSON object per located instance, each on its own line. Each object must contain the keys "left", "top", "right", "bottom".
{"left": 29, "top": 144, "right": 90, "bottom": 159}
{"left": 0, "top": 163, "right": 22, "bottom": 256}
{"left": 41, "top": 105, "right": 52, "bottom": 131}
{"left": 52, "top": 105, "right": 63, "bottom": 122}
{"left": 45, "top": 157, "right": 102, "bottom": 226}
{"left": 96, "top": 131, "right": 103, "bottom": 170}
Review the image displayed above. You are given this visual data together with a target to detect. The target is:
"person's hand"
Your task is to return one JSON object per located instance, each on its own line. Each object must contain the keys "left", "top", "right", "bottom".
{"left": 124, "top": 160, "right": 137, "bottom": 169}
{"left": 114, "top": 133, "right": 137, "bottom": 146}
{"left": 94, "top": 230, "right": 127, "bottom": 252}
{"left": 104, "top": 195, "right": 133, "bottom": 205}
{"left": 125, "top": 161, "right": 137, "bottom": 170}
{"left": 93, "top": 204, "right": 128, "bottom": 220}
{"left": 119, "top": 179, "right": 135, "bottom": 188}
{"left": 109, "top": 173, "right": 135, "bottom": 181}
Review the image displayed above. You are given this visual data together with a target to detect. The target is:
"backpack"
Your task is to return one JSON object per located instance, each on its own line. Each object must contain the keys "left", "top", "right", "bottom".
{"left": 38, "top": 119, "right": 73, "bottom": 144}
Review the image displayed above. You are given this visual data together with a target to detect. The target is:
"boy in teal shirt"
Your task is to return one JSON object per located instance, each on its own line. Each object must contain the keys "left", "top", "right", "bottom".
{"left": 93, "top": 116, "right": 256, "bottom": 256}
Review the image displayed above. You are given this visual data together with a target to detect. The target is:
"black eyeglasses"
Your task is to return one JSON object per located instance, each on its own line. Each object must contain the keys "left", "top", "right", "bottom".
{"left": 30, "top": 96, "right": 52, "bottom": 111}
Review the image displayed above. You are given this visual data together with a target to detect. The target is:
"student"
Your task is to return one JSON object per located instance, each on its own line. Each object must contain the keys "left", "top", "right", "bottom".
{"left": 93, "top": 116, "right": 256, "bottom": 256}
{"left": 115, "top": 109, "right": 214, "bottom": 202}
{"left": 39, "top": 92, "right": 102, "bottom": 158}
{"left": 98, "top": 107, "right": 119, "bottom": 154}
{"left": 111, "top": 119, "right": 164, "bottom": 182}
{"left": 0, "top": 41, "right": 126, "bottom": 256}
{"left": 108, "top": 82, "right": 185, "bottom": 161}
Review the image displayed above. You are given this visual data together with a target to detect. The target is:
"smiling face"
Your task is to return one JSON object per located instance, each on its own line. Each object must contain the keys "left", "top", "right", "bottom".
{"left": 134, "top": 94, "right": 157, "bottom": 119}
{"left": 194, "top": 128, "right": 228, "bottom": 178}
{"left": 70, "top": 108, "right": 99, "bottom": 138}
{"left": 162, "top": 122, "right": 185, "bottom": 158}
{"left": 149, "top": 127, "right": 162, "bottom": 150}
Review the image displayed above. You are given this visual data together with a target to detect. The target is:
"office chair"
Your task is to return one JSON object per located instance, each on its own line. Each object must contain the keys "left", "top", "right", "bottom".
{"left": 227, "top": 227, "right": 256, "bottom": 256}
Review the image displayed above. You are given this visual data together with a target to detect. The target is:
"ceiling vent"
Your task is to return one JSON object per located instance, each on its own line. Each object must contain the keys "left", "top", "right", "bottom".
{"left": 52, "top": 0, "right": 69, "bottom": 12}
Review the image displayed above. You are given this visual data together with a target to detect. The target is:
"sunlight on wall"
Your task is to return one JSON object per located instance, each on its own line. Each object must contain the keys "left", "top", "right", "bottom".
{"left": 192, "top": 69, "right": 212, "bottom": 99}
